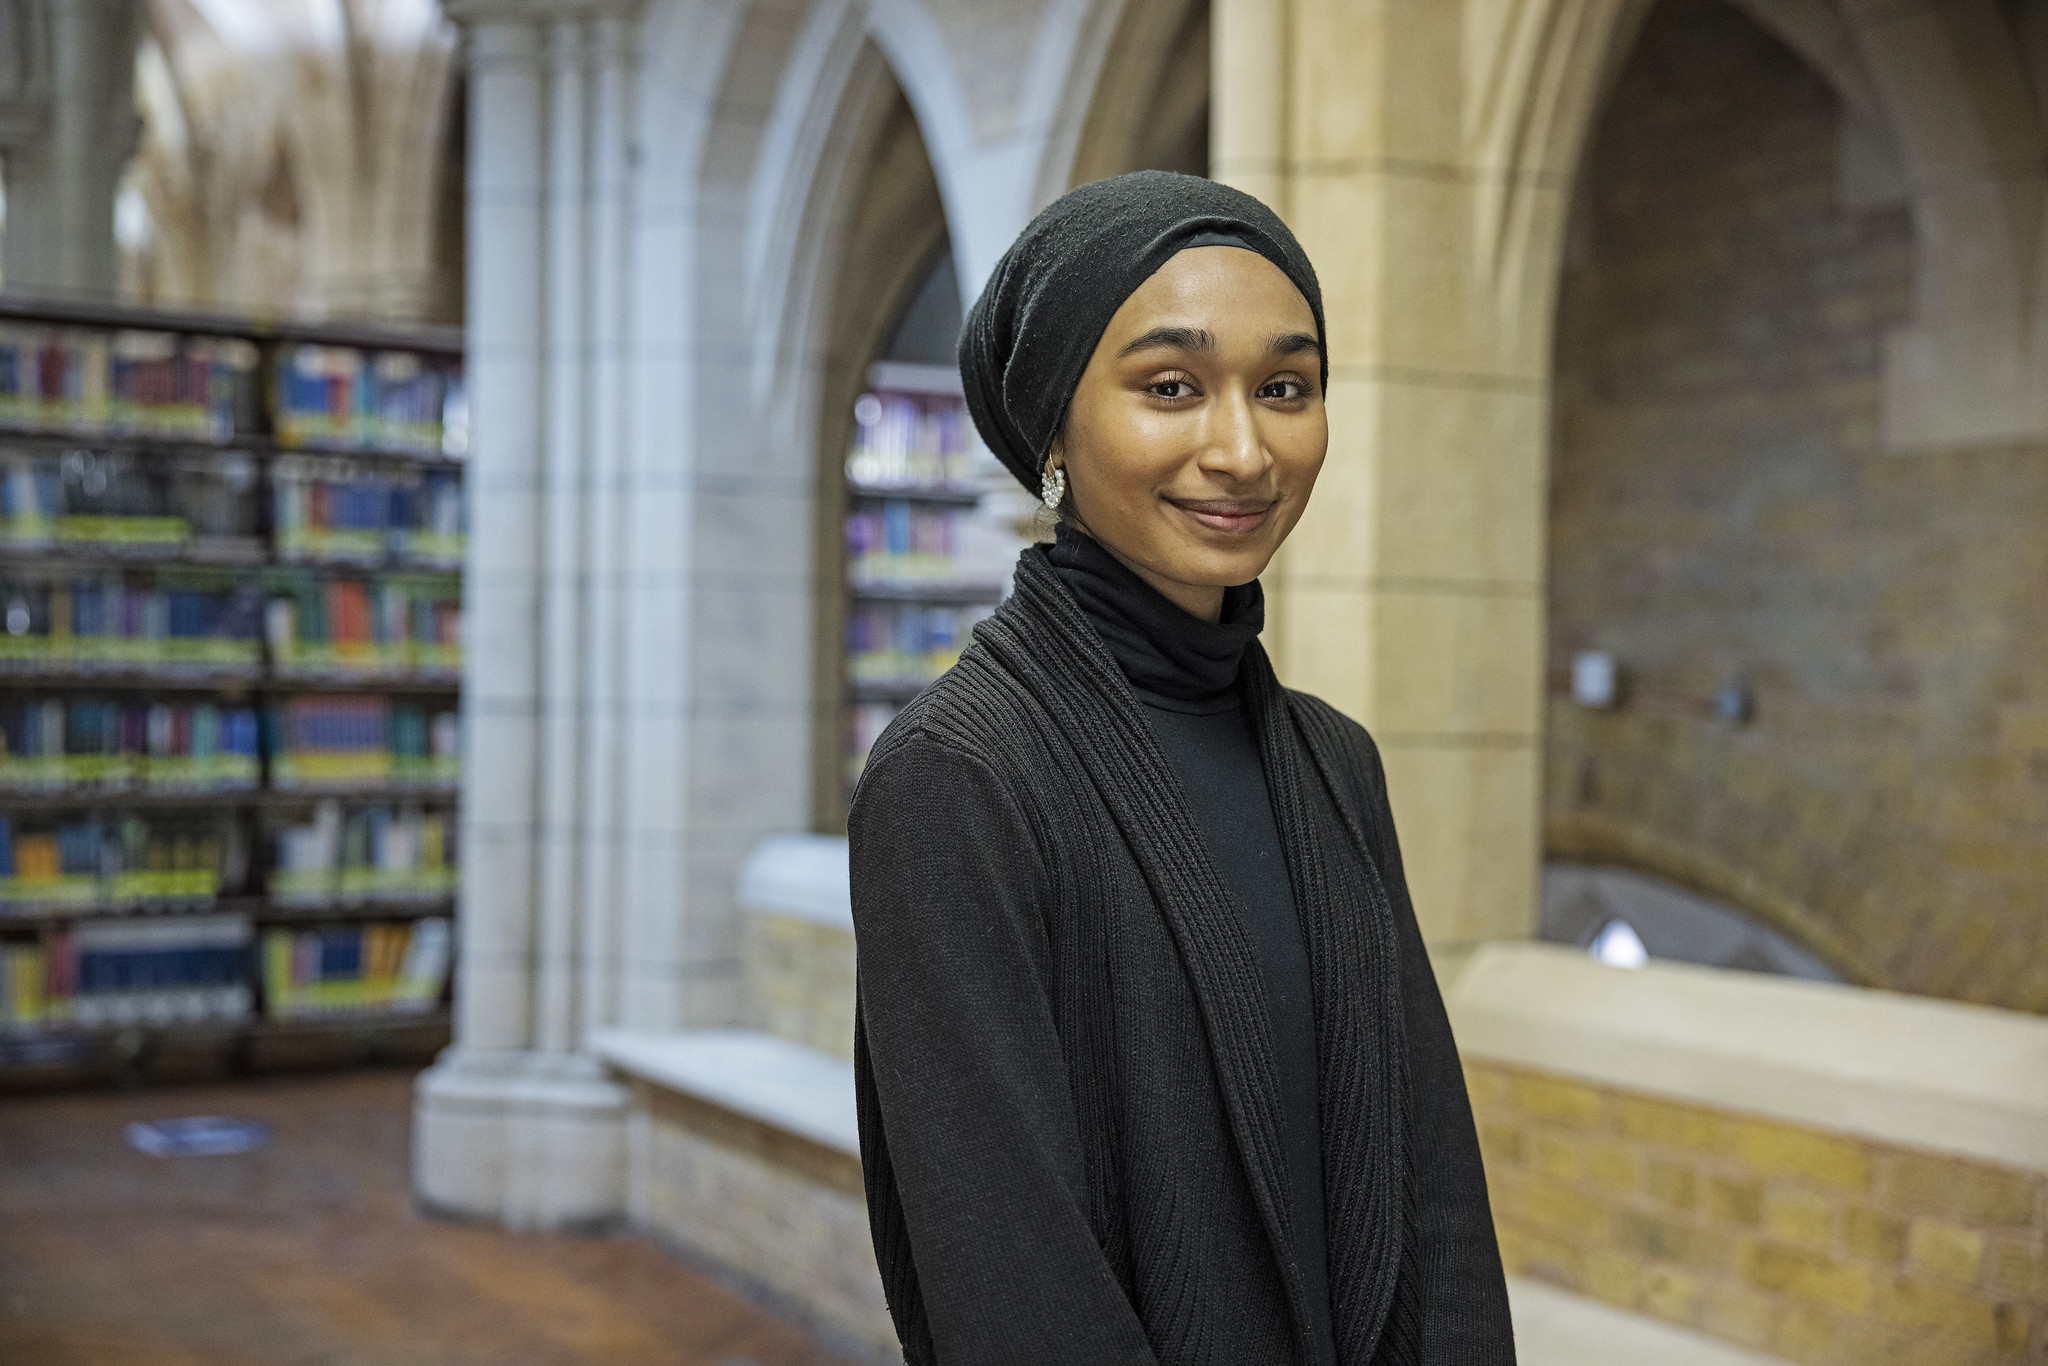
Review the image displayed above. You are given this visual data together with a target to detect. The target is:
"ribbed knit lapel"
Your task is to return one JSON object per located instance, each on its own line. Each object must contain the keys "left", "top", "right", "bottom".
{"left": 976, "top": 551, "right": 1316, "bottom": 1351}
{"left": 1247, "top": 651, "right": 1419, "bottom": 1366}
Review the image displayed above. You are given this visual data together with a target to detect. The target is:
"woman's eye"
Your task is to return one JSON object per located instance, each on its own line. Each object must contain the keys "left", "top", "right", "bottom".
{"left": 1259, "top": 379, "right": 1305, "bottom": 400}
{"left": 1149, "top": 379, "right": 1195, "bottom": 399}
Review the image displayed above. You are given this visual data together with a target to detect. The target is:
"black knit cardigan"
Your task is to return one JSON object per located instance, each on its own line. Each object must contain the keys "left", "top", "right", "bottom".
{"left": 850, "top": 547, "right": 1515, "bottom": 1366}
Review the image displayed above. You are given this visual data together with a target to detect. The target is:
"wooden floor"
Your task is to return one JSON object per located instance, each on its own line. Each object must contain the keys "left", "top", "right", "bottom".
{"left": 0, "top": 1069, "right": 855, "bottom": 1366}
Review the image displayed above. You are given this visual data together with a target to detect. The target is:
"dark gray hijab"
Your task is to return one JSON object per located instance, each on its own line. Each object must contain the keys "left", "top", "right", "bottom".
{"left": 957, "top": 170, "right": 1327, "bottom": 495}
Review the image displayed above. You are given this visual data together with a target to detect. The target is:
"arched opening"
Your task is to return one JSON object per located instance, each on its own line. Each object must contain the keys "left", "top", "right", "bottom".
{"left": 1066, "top": 0, "right": 1211, "bottom": 185}
{"left": 1544, "top": 0, "right": 2047, "bottom": 1009}
{"left": 1542, "top": 863, "right": 1843, "bottom": 981}
{"left": 807, "top": 78, "right": 994, "bottom": 832}
{"left": 806, "top": 1, "right": 1233, "bottom": 836}
{"left": 877, "top": 249, "right": 962, "bottom": 368}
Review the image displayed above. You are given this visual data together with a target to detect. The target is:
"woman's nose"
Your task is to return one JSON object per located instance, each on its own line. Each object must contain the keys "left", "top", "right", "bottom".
{"left": 1201, "top": 389, "right": 1270, "bottom": 481}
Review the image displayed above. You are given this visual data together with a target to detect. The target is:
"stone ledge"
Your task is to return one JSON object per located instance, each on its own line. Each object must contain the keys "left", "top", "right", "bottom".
{"left": 594, "top": 1021, "right": 1826, "bottom": 1361}
{"left": 1445, "top": 941, "right": 2048, "bottom": 1173}
{"left": 1508, "top": 1276, "right": 1790, "bottom": 1365}
{"left": 592, "top": 1027, "right": 860, "bottom": 1154}
{"left": 737, "top": 834, "right": 854, "bottom": 930}
{"left": 634, "top": 1077, "right": 863, "bottom": 1197}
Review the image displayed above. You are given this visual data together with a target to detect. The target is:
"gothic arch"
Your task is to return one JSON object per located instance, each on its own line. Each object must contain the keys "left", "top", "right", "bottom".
{"left": 862, "top": 0, "right": 1110, "bottom": 291}
{"left": 803, "top": 74, "right": 954, "bottom": 831}
{"left": 1540, "top": 0, "right": 2048, "bottom": 1008}
{"left": 656, "top": 0, "right": 961, "bottom": 1018}
{"left": 1060, "top": 0, "right": 1210, "bottom": 189}
{"left": 1466, "top": 0, "right": 2046, "bottom": 449}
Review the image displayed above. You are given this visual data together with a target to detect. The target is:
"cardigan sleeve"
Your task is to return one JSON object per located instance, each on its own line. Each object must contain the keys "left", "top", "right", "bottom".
{"left": 850, "top": 734, "right": 1161, "bottom": 1366}
{"left": 1353, "top": 733, "right": 1519, "bottom": 1365}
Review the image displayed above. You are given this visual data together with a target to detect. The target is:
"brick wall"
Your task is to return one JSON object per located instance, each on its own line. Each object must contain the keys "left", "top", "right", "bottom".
{"left": 1547, "top": 0, "right": 2048, "bottom": 1009}
{"left": 1470, "top": 1059, "right": 2047, "bottom": 1364}
{"left": 743, "top": 912, "right": 856, "bottom": 1060}
{"left": 630, "top": 1083, "right": 893, "bottom": 1360}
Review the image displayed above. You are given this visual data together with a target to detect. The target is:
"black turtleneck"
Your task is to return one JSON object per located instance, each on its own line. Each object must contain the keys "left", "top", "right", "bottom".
{"left": 1047, "top": 525, "right": 1336, "bottom": 1366}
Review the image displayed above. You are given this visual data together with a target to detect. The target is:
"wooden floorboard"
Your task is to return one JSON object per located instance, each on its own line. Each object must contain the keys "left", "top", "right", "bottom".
{"left": 0, "top": 1069, "right": 856, "bottom": 1366}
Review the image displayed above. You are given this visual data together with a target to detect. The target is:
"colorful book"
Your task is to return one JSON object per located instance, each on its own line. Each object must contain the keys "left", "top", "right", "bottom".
{"left": 273, "top": 346, "right": 462, "bottom": 457}
{"left": 262, "top": 916, "right": 451, "bottom": 1019}
{"left": 0, "top": 698, "right": 259, "bottom": 791}
{"left": 845, "top": 387, "right": 974, "bottom": 489}
{"left": 266, "top": 697, "right": 459, "bottom": 790}
{"left": 263, "top": 570, "right": 460, "bottom": 677}
{"left": 270, "top": 799, "right": 456, "bottom": 904}
{"left": 0, "top": 914, "right": 253, "bottom": 1030}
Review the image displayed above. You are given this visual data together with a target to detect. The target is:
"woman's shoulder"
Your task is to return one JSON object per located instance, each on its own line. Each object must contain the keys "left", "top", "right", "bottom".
{"left": 854, "top": 643, "right": 1047, "bottom": 799}
{"left": 847, "top": 651, "right": 1057, "bottom": 894}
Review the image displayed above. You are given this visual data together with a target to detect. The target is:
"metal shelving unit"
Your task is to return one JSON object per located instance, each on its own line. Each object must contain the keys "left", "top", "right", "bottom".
{"left": 0, "top": 786, "right": 458, "bottom": 811}
{"left": 0, "top": 894, "right": 454, "bottom": 929}
{"left": 0, "top": 296, "right": 465, "bottom": 1072}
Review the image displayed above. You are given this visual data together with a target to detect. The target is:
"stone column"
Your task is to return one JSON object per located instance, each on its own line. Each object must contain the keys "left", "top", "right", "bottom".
{"left": 1209, "top": 0, "right": 1286, "bottom": 216}
{"left": 1214, "top": 0, "right": 1569, "bottom": 947}
{"left": 413, "top": 0, "right": 639, "bottom": 1231}
{"left": 0, "top": 0, "right": 141, "bottom": 297}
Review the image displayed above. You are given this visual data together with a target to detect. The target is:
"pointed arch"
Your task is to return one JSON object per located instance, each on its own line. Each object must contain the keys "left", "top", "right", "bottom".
{"left": 1059, "top": 0, "right": 1211, "bottom": 191}
{"left": 628, "top": 0, "right": 963, "bottom": 1015}
{"left": 1462, "top": 0, "right": 1654, "bottom": 366}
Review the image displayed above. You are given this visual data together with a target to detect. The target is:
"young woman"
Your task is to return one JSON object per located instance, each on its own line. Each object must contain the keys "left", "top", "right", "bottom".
{"left": 850, "top": 171, "right": 1514, "bottom": 1366}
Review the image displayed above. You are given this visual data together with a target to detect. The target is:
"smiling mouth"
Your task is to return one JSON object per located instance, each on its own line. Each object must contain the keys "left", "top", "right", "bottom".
{"left": 1168, "top": 498, "right": 1277, "bottom": 535}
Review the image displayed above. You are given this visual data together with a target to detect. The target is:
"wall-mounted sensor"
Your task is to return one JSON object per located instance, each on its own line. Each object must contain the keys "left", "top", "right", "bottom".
{"left": 1571, "top": 650, "right": 1619, "bottom": 708}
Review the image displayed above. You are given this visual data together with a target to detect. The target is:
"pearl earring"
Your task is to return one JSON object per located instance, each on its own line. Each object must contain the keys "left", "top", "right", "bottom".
{"left": 1040, "top": 462, "right": 1067, "bottom": 511}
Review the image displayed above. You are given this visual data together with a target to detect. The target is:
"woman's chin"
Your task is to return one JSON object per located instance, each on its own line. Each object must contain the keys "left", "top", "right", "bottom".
{"left": 1155, "top": 542, "right": 1278, "bottom": 591}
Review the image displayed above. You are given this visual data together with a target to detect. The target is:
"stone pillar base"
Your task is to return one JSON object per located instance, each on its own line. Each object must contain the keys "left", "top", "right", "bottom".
{"left": 413, "top": 1045, "right": 629, "bottom": 1231}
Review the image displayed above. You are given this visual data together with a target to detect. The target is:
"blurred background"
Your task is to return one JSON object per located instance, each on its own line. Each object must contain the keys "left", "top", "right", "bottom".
{"left": 0, "top": 1, "right": 2043, "bottom": 1364}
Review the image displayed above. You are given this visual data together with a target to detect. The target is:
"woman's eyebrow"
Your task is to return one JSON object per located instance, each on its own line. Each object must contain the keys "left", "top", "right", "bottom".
{"left": 1117, "top": 325, "right": 1216, "bottom": 358}
{"left": 1269, "top": 331, "right": 1321, "bottom": 357}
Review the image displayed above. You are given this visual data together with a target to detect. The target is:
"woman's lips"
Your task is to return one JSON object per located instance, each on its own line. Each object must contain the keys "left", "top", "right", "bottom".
{"left": 1169, "top": 499, "right": 1276, "bottom": 534}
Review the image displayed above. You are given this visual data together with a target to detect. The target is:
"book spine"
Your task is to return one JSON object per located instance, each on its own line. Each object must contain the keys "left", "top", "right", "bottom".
{"left": 0, "top": 697, "right": 258, "bottom": 794}
{"left": 67, "top": 913, "right": 248, "bottom": 1027}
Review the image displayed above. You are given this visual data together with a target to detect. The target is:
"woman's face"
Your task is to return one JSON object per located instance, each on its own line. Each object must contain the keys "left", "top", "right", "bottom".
{"left": 1051, "top": 245, "right": 1327, "bottom": 621}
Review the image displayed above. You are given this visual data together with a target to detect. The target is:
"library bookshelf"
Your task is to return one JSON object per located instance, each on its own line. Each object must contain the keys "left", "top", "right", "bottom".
{"left": 0, "top": 297, "right": 463, "bottom": 1083}
{"left": 839, "top": 361, "right": 1021, "bottom": 808}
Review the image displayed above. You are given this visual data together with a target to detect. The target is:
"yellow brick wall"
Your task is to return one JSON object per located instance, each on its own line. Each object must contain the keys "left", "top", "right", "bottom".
{"left": 742, "top": 913, "right": 856, "bottom": 1059}
{"left": 1468, "top": 1058, "right": 2047, "bottom": 1364}
{"left": 1546, "top": 0, "right": 2048, "bottom": 1009}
